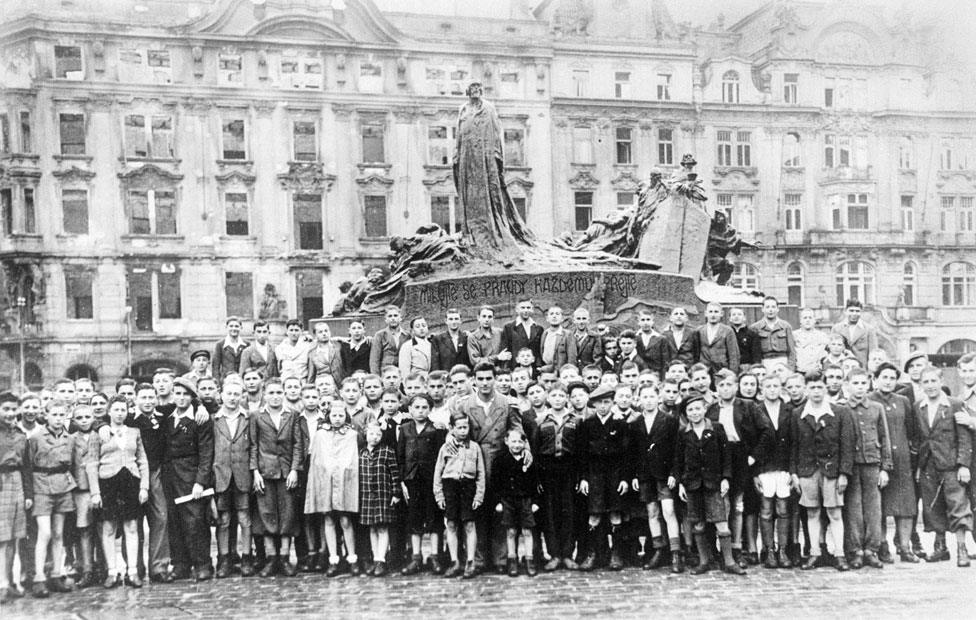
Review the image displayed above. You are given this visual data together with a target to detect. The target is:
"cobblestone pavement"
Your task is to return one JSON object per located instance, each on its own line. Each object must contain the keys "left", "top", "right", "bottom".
{"left": 2, "top": 557, "right": 974, "bottom": 620}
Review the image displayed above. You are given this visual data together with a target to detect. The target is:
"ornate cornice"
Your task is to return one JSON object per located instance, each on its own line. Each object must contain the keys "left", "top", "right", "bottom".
{"left": 51, "top": 166, "right": 96, "bottom": 183}
{"left": 355, "top": 173, "right": 395, "bottom": 188}
{"left": 215, "top": 169, "right": 258, "bottom": 186}
{"left": 117, "top": 163, "right": 184, "bottom": 184}
{"left": 277, "top": 162, "right": 335, "bottom": 192}
{"left": 610, "top": 169, "right": 640, "bottom": 191}
{"left": 568, "top": 169, "right": 599, "bottom": 189}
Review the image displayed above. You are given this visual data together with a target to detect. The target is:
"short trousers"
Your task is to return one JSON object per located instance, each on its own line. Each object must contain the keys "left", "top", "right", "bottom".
{"left": 686, "top": 488, "right": 729, "bottom": 524}
{"left": 33, "top": 491, "right": 75, "bottom": 517}
{"left": 406, "top": 478, "right": 444, "bottom": 534}
{"left": 99, "top": 469, "right": 143, "bottom": 523}
{"left": 499, "top": 497, "right": 536, "bottom": 529}
{"left": 798, "top": 470, "right": 844, "bottom": 509}
{"left": 216, "top": 487, "right": 251, "bottom": 513}
{"left": 73, "top": 490, "right": 92, "bottom": 527}
{"left": 638, "top": 478, "right": 673, "bottom": 504}
{"left": 758, "top": 471, "right": 792, "bottom": 499}
{"left": 586, "top": 464, "right": 625, "bottom": 515}
{"left": 442, "top": 478, "right": 477, "bottom": 523}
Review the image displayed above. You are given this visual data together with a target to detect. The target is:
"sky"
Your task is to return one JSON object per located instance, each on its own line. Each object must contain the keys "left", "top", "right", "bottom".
{"left": 371, "top": 0, "right": 976, "bottom": 65}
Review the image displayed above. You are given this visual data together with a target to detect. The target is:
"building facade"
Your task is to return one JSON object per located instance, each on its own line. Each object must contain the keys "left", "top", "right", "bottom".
{"left": 0, "top": 0, "right": 974, "bottom": 388}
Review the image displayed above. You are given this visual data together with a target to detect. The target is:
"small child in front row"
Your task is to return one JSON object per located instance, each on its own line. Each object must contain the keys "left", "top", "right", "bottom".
{"left": 673, "top": 394, "right": 745, "bottom": 576}
{"left": 26, "top": 401, "right": 78, "bottom": 597}
{"left": 358, "top": 423, "right": 402, "bottom": 577}
{"left": 492, "top": 428, "right": 540, "bottom": 577}
{"left": 433, "top": 412, "right": 485, "bottom": 580}
{"left": 305, "top": 403, "right": 362, "bottom": 577}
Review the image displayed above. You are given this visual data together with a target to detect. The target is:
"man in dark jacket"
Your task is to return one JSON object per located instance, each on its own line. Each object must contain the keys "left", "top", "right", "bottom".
{"left": 729, "top": 307, "right": 763, "bottom": 368}
{"left": 340, "top": 319, "right": 372, "bottom": 377}
{"left": 791, "top": 370, "right": 855, "bottom": 571}
{"left": 571, "top": 307, "right": 603, "bottom": 368}
{"left": 499, "top": 298, "right": 543, "bottom": 370}
{"left": 431, "top": 309, "right": 469, "bottom": 372}
{"left": 162, "top": 378, "right": 215, "bottom": 581}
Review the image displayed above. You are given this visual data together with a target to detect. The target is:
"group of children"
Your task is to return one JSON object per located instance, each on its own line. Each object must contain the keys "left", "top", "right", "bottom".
{"left": 2, "top": 303, "right": 976, "bottom": 605}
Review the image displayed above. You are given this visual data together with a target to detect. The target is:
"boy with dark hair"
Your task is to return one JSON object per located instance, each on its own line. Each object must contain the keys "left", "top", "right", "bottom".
{"left": 792, "top": 371, "right": 855, "bottom": 571}
{"left": 674, "top": 394, "right": 744, "bottom": 575}
{"left": 577, "top": 386, "right": 630, "bottom": 571}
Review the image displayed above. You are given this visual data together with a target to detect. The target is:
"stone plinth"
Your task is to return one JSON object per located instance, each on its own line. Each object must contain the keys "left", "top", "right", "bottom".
{"left": 638, "top": 195, "right": 710, "bottom": 278}
{"left": 403, "top": 269, "right": 702, "bottom": 330}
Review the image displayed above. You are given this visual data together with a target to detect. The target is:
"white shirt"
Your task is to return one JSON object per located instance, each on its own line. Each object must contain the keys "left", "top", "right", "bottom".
{"left": 764, "top": 400, "right": 781, "bottom": 431}
{"left": 254, "top": 341, "right": 269, "bottom": 362}
{"left": 718, "top": 402, "right": 740, "bottom": 442}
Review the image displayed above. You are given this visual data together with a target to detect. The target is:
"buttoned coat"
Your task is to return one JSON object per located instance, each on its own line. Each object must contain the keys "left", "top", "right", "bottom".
{"left": 790, "top": 404, "right": 855, "bottom": 479}
{"left": 696, "top": 323, "right": 741, "bottom": 373}
{"left": 213, "top": 411, "right": 252, "bottom": 493}
{"left": 430, "top": 330, "right": 470, "bottom": 372}
{"left": 248, "top": 409, "right": 303, "bottom": 480}
{"left": 912, "top": 397, "right": 972, "bottom": 473}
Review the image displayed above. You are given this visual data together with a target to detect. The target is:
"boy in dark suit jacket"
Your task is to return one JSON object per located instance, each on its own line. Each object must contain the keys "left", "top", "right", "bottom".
{"left": 674, "top": 394, "right": 744, "bottom": 575}
{"left": 161, "top": 379, "right": 214, "bottom": 581}
{"left": 791, "top": 371, "right": 855, "bottom": 571}
{"left": 397, "top": 394, "right": 447, "bottom": 575}
{"left": 755, "top": 373, "right": 797, "bottom": 568}
{"left": 499, "top": 299, "right": 543, "bottom": 370}
{"left": 249, "top": 378, "right": 304, "bottom": 577}
{"left": 431, "top": 309, "right": 470, "bottom": 372}
{"left": 913, "top": 366, "right": 973, "bottom": 566}
{"left": 577, "top": 386, "right": 630, "bottom": 572}
{"left": 629, "top": 383, "right": 682, "bottom": 572}
{"left": 213, "top": 379, "right": 254, "bottom": 577}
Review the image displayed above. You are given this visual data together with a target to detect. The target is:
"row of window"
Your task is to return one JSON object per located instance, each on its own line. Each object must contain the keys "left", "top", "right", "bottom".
{"left": 64, "top": 267, "right": 341, "bottom": 330}
{"left": 5, "top": 110, "right": 972, "bottom": 176}
{"left": 567, "top": 190, "right": 974, "bottom": 234}
{"left": 51, "top": 45, "right": 526, "bottom": 99}
{"left": 0, "top": 184, "right": 526, "bottom": 245}
{"left": 731, "top": 261, "right": 976, "bottom": 308}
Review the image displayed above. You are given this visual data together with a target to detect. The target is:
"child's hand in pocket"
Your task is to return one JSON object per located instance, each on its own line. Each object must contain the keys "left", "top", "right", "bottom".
{"left": 437, "top": 499, "right": 446, "bottom": 510}
{"left": 472, "top": 499, "right": 482, "bottom": 510}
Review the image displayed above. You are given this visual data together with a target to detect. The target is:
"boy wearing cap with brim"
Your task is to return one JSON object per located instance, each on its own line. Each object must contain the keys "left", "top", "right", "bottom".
{"left": 182, "top": 350, "right": 212, "bottom": 386}
{"left": 161, "top": 378, "right": 214, "bottom": 581}
{"left": 577, "top": 385, "right": 630, "bottom": 571}
{"left": 673, "top": 393, "right": 745, "bottom": 575}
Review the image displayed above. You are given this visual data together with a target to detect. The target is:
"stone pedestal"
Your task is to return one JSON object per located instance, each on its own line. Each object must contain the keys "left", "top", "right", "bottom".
{"left": 637, "top": 195, "right": 710, "bottom": 278}
{"left": 402, "top": 268, "right": 702, "bottom": 331}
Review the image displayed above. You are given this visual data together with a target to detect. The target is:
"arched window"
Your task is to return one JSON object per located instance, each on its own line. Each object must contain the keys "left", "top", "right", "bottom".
{"left": 835, "top": 261, "right": 875, "bottom": 306}
{"left": 722, "top": 70, "right": 740, "bottom": 103}
{"left": 787, "top": 262, "right": 804, "bottom": 307}
{"left": 783, "top": 132, "right": 801, "bottom": 167}
{"left": 66, "top": 364, "right": 99, "bottom": 383}
{"left": 731, "top": 263, "right": 760, "bottom": 290}
{"left": 942, "top": 262, "right": 976, "bottom": 306}
{"left": 902, "top": 262, "right": 917, "bottom": 306}
{"left": 938, "top": 339, "right": 976, "bottom": 355}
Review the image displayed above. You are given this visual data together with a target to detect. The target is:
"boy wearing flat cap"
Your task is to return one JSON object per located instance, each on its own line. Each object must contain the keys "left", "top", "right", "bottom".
{"left": 577, "top": 385, "right": 630, "bottom": 571}
{"left": 182, "top": 350, "right": 212, "bottom": 386}
{"left": 162, "top": 378, "right": 214, "bottom": 581}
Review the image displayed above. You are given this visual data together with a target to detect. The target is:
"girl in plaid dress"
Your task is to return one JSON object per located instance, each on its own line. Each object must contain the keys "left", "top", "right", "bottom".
{"left": 358, "top": 423, "right": 402, "bottom": 577}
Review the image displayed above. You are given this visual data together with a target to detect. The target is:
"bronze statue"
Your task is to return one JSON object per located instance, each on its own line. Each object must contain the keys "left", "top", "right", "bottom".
{"left": 453, "top": 82, "right": 535, "bottom": 259}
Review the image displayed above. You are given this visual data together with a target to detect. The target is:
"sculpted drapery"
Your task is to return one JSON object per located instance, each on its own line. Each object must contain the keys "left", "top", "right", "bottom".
{"left": 452, "top": 84, "right": 534, "bottom": 257}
